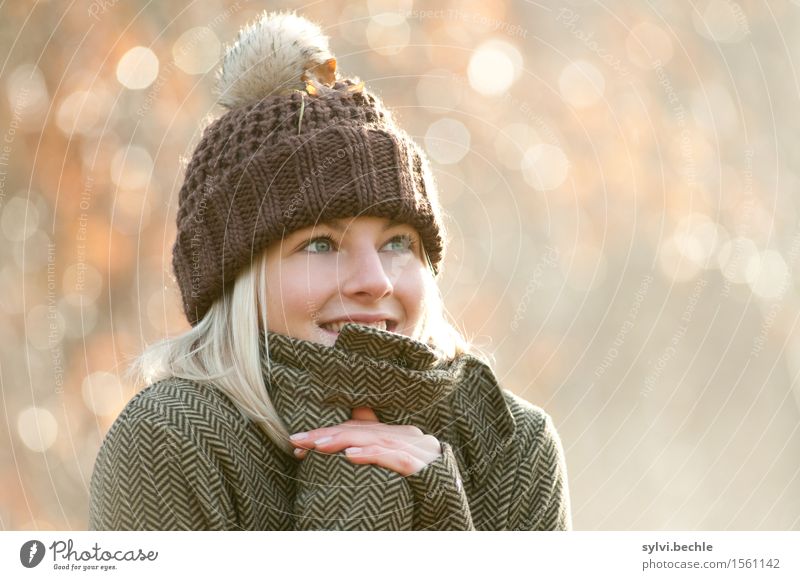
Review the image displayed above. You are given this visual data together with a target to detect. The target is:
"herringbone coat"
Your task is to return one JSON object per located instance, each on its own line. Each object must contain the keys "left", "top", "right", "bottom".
{"left": 89, "top": 324, "right": 571, "bottom": 530}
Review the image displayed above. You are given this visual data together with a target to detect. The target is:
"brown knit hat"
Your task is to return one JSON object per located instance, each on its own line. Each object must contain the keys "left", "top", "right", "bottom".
{"left": 172, "top": 11, "right": 446, "bottom": 326}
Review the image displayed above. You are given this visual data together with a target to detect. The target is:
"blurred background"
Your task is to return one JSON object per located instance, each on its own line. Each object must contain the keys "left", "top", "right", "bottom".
{"left": 1, "top": 0, "right": 799, "bottom": 530}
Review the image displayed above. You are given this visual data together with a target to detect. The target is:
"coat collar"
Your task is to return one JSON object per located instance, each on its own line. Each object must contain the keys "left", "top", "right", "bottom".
{"left": 261, "top": 323, "right": 516, "bottom": 485}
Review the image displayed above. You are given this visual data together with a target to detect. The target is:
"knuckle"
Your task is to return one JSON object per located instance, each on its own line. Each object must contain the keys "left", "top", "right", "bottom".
{"left": 421, "top": 434, "right": 438, "bottom": 446}
{"left": 361, "top": 445, "right": 378, "bottom": 456}
{"left": 396, "top": 451, "right": 415, "bottom": 472}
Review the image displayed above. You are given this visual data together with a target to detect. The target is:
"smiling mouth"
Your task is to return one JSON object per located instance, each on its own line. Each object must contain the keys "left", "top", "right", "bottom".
{"left": 319, "top": 320, "right": 397, "bottom": 333}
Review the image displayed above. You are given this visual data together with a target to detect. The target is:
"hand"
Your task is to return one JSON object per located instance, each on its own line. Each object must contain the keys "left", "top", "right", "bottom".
{"left": 289, "top": 407, "right": 442, "bottom": 476}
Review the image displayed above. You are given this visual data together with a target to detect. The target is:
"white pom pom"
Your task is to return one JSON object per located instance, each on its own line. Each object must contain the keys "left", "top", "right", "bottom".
{"left": 217, "top": 11, "right": 338, "bottom": 109}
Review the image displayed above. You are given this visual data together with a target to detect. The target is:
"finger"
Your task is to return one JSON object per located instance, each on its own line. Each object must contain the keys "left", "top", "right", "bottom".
{"left": 313, "top": 430, "right": 439, "bottom": 463}
{"left": 343, "top": 445, "right": 428, "bottom": 477}
{"left": 307, "top": 429, "right": 387, "bottom": 454}
{"left": 405, "top": 433, "right": 443, "bottom": 456}
{"left": 351, "top": 406, "right": 380, "bottom": 422}
{"left": 288, "top": 426, "right": 346, "bottom": 448}
{"left": 288, "top": 419, "right": 383, "bottom": 448}
{"left": 288, "top": 432, "right": 317, "bottom": 449}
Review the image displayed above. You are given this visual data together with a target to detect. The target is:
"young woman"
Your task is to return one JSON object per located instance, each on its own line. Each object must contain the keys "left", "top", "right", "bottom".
{"left": 88, "top": 11, "right": 571, "bottom": 531}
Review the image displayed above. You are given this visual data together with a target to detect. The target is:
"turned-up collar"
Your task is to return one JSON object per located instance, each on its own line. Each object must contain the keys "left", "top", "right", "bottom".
{"left": 263, "top": 323, "right": 457, "bottom": 413}
{"left": 261, "top": 323, "right": 517, "bottom": 485}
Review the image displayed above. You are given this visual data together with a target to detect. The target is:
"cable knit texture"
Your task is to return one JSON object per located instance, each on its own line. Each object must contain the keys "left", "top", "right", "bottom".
{"left": 89, "top": 324, "right": 571, "bottom": 530}
{"left": 172, "top": 80, "right": 445, "bottom": 326}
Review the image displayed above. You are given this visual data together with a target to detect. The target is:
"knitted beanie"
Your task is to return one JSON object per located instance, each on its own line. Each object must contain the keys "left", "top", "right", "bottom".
{"left": 172, "top": 11, "right": 446, "bottom": 326}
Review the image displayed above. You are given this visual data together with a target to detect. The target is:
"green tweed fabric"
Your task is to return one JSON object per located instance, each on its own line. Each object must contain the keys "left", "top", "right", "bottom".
{"left": 89, "top": 324, "right": 571, "bottom": 530}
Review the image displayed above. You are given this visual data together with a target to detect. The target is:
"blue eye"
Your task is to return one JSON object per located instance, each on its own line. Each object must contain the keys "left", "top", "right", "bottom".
{"left": 303, "top": 236, "right": 335, "bottom": 253}
{"left": 383, "top": 234, "right": 417, "bottom": 252}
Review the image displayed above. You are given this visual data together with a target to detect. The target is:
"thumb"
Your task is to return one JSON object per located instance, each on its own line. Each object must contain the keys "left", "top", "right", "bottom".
{"left": 351, "top": 406, "right": 380, "bottom": 422}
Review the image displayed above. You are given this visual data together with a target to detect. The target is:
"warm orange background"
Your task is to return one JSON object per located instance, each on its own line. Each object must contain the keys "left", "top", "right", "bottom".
{"left": 1, "top": 0, "right": 798, "bottom": 530}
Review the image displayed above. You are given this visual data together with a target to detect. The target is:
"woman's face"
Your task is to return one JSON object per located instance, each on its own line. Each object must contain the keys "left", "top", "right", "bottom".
{"left": 263, "top": 216, "right": 429, "bottom": 346}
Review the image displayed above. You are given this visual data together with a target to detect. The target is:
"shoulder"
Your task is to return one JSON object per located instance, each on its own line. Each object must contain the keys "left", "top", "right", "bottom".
{"left": 501, "top": 389, "right": 550, "bottom": 436}
{"left": 89, "top": 378, "right": 253, "bottom": 530}
{"left": 100, "top": 377, "right": 253, "bottom": 449}
{"left": 500, "top": 389, "right": 564, "bottom": 455}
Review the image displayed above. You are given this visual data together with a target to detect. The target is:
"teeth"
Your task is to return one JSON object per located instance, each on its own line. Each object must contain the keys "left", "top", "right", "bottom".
{"left": 322, "top": 320, "right": 387, "bottom": 333}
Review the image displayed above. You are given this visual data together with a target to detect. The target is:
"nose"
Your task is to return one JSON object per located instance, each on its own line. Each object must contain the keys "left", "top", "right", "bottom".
{"left": 339, "top": 246, "right": 394, "bottom": 299}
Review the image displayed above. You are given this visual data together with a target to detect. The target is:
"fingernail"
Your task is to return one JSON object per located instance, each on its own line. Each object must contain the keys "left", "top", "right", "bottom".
{"left": 290, "top": 432, "right": 308, "bottom": 441}
{"left": 314, "top": 436, "right": 332, "bottom": 445}
{"left": 345, "top": 447, "right": 362, "bottom": 455}
{"left": 293, "top": 448, "right": 305, "bottom": 457}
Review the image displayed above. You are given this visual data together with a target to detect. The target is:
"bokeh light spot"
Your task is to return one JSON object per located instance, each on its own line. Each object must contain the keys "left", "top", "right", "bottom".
{"left": 425, "top": 118, "right": 471, "bottom": 165}
{"left": 746, "top": 250, "right": 790, "bottom": 299}
{"left": 468, "top": 40, "right": 522, "bottom": 97}
{"left": 521, "top": 144, "right": 569, "bottom": 191}
{"left": 116, "top": 46, "right": 159, "bottom": 89}
{"left": 559, "top": 60, "right": 605, "bottom": 108}
{"left": 110, "top": 145, "right": 154, "bottom": 189}
{"left": 1, "top": 197, "right": 39, "bottom": 242}
{"left": 626, "top": 22, "right": 674, "bottom": 69}
{"left": 17, "top": 407, "right": 58, "bottom": 452}
{"left": 173, "top": 27, "right": 221, "bottom": 75}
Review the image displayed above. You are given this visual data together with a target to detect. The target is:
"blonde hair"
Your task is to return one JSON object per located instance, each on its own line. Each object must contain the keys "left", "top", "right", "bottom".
{"left": 128, "top": 249, "right": 481, "bottom": 456}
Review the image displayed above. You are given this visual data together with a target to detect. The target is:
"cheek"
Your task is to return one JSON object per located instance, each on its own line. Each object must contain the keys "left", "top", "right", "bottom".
{"left": 393, "top": 263, "right": 427, "bottom": 322}
{"left": 264, "top": 259, "right": 322, "bottom": 330}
